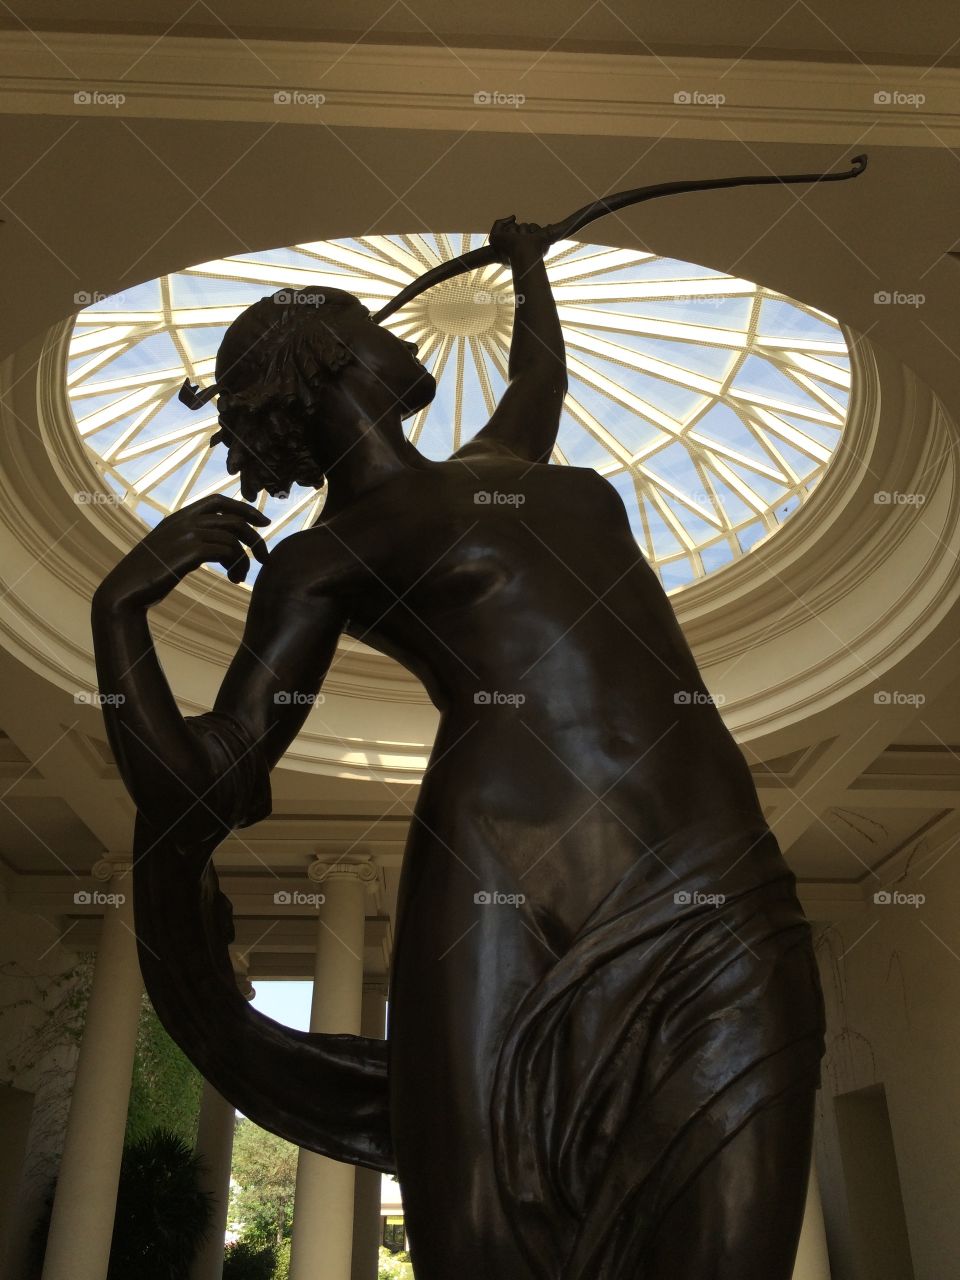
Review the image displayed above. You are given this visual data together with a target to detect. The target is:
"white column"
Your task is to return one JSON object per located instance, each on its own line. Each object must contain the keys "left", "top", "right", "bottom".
{"left": 288, "top": 859, "right": 377, "bottom": 1280}
{"left": 190, "top": 954, "right": 251, "bottom": 1280}
{"left": 792, "top": 1164, "right": 832, "bottom": 1280}
{"left": 190, "top": 1083, "right": 237, "bottom": 1280}
{"left": 351, "top": 985, "right": 387, "bottom": 1280}
{"left": 42, "top": 860, "right": 143, "bottom": 1280}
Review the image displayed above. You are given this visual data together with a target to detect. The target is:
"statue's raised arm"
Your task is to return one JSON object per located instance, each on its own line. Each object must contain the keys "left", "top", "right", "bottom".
{"left": 453, "top": 217, "right": 567, "bottom": 465}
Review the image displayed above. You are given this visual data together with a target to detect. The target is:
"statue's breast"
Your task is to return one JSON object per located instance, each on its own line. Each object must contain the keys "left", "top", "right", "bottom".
{"left": 404, "top": 552, "right": 513, "bottom": 615}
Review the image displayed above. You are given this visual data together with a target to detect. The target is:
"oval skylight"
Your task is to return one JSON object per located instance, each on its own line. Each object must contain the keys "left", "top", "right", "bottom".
{"left": 65, "top": 233, "right": 850, "bottom": 592}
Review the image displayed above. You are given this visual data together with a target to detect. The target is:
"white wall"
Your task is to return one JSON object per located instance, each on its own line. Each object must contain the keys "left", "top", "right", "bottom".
{"left": 814, "top": 848, "right": 960, "bottom": 1280}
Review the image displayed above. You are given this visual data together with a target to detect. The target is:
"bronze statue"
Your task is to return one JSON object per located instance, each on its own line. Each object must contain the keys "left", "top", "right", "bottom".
{"left": 91, "top": 159, "right": 866, "bottom": 1278}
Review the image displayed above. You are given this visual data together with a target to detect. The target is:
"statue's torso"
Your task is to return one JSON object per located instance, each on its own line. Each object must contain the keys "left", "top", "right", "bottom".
{"left": 292, "top": 454, "right": 767, "bottom": 931}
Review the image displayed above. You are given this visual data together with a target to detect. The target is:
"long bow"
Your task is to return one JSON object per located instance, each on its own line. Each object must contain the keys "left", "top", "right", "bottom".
{"left": 179, "top": 154, "right": 867, "bottom": 410}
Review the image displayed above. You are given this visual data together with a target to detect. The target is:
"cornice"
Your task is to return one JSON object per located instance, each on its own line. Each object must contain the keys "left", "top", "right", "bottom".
{"left": 0, "top": 32, "right": 958, "bottom": 144}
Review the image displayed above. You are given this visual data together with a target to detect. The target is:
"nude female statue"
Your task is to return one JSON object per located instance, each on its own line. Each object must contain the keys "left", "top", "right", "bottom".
{"left": 91, "top": 217, "right": 825, "bottom": 1279}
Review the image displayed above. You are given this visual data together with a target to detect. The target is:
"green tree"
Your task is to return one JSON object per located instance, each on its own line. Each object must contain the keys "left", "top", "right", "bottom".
{"left": 126, "top": 995, "right": 204, "bottom": 1145}
{"left": 27, "top": 1131, "right": 213, "bottom": 1280}
{"left": 222, "top": 1240, "right": 275, "bottom": 1280}
{"left": 272, "top": 1236, "right": 291, "bottom": 1279}
{"left": 107, "top": 1129, "right": 212, "bottom": 1279}
{"left": 229, "top": 1118, "right": 298, "bottom": 1249}
{"left": 378, "top": 1248, "right": 414, "bottom": 1280}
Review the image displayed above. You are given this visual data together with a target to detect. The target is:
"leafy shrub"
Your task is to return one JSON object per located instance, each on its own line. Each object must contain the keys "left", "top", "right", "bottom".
{"left": 229, "top": 1118, "right": 297, "bottom": 1248}
{"left": 222, "top": 1239, "right": 276, "bottom": 1280}
{"left": 126, "top": 997, "right": 203, "bottom": 1145}
{"left": 28, "top": 1130, "right": 211, "bottom": 1280}
{"left": 107, "top": 1129, "right": 212, "bottom": 1279}
{"left": 378, "top": 1247, "right": 414, "bottom": 1280}
{"left": 272, "top": 1236, "right": 291, "bottom": 1279}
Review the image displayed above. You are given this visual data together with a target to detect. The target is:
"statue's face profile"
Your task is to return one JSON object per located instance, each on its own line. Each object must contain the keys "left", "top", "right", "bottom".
{"left": 339, "top": 310, "right": 437, "bottom": 420}
{"left": 208, "top": 290, "right": 440, "bottom": 500}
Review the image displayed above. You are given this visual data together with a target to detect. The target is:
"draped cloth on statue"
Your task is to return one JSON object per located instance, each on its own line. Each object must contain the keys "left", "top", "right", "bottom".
{"left": 130, "top": 710, "right": 395, "bottom": 1173}
{"left": 130, "top": 708, "right": 823, "bottom": 1254}
{"left": 491, "top": 823, "right": 825, "bottom": 1280}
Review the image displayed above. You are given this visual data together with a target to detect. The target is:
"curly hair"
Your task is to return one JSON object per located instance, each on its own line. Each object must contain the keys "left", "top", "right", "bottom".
{"left": 209, "top": 288, "right": 368, "bottom": 501}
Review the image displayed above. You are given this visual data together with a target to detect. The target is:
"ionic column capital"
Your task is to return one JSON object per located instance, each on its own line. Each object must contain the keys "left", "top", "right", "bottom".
{"left": 307, "top": 856, "right": 379, "bottom": 890}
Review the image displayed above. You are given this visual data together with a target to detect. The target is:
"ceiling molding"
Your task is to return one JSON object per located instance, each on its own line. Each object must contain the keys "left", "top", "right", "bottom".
{"left": 0, "top": 33, "right": 958, "bottom": 145}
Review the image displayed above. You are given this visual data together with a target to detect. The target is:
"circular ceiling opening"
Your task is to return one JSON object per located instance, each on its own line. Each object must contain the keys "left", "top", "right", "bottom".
{"left": 65, "top": 233, "right": 850, "bottom": 593}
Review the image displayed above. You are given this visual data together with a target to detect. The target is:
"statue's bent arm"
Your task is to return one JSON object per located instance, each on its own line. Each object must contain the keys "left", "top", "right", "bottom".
{"left": 92, "top": 527, "right": 345, "bottom": 845}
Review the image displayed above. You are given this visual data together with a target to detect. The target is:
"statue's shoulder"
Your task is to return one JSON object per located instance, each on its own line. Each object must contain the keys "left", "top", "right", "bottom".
{"left": 256, "top": 524, "right": 361, "bottom": 597}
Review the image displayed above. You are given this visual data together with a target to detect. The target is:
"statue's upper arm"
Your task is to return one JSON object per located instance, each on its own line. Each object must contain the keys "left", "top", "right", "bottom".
{"left": 213, "top": 531, "right": 347, "bottom": 766}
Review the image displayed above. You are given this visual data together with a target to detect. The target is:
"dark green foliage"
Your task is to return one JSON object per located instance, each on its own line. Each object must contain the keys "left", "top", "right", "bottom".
{"left": 272, "top": 1236, "right": 291, "bottom": 1279}
{"left": 125, "top": 996, "right": 204, "bottom": 1145}
{"left": 28, "top": 1131, "right": 212, "bottom": 1280}
{"left": 222, "top": 1239, "right": 276, "bottom": 1280}
{"left": 106, "top": 1129, "right": 212, "bottom": 1279}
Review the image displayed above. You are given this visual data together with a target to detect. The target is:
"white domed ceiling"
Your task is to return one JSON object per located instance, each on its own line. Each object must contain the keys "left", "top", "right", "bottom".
{"left": 65, "top": 232, "right": 850, "bottom": 593}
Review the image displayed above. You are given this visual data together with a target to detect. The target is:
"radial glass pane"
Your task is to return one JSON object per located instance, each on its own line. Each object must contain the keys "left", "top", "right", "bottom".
{"left": 65, "top": 234, "right": 850, "bottom": 592}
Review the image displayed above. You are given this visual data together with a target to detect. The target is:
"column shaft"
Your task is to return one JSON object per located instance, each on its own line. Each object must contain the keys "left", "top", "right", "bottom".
{"left": 288, "top": 872, "right": 367, "bottom": 1280}
{"left": 190, "top": 1082, "right": 236, "bottom": 1280}
{"left": 41, "top": 871, "right": 142, "bottom": 1280}
{"left": 792, "top": 1164, "right": 832, "bottom": 1279}
{"left": 351, "top": 987, "right": 387, "bottom": 1280}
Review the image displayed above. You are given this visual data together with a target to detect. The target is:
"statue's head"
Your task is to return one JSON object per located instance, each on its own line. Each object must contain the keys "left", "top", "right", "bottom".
{"left": 207, "top": 288, "right": 435, "bottom": 500}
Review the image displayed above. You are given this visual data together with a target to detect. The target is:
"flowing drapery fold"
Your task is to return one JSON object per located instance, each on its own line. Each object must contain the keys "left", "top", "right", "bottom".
{"left": 131, "top": 710, "right": 395, "bottom": 1173}
{"left": 491, "top": 824, "right": 824, "bottom": 1279}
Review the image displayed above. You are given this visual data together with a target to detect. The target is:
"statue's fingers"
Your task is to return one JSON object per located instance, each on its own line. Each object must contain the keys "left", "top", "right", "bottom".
{"left": 196, "top": 515, "right": 269, "bottom": 564}
{"left": 224, "top": 550, "right": 251, "bottom": 583}
{"left": 189, "top": 494, "right": 271, "bottom": 525}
